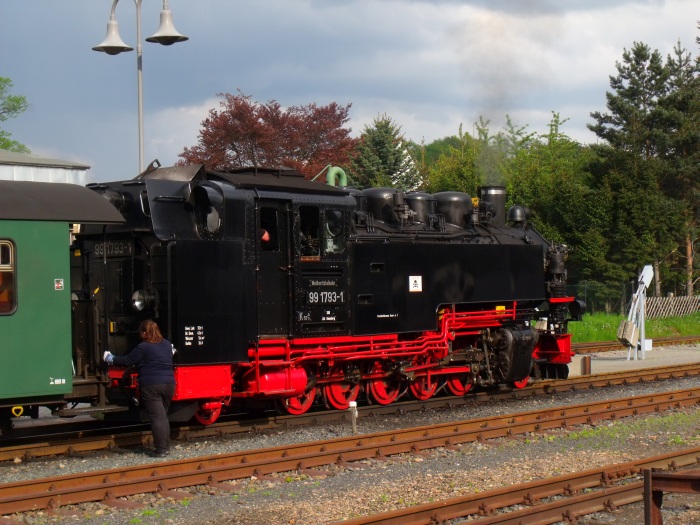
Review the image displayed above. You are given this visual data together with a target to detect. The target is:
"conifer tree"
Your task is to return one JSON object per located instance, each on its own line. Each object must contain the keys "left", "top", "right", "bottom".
{"left": 349, "top": 114, "right": 422, "bottom": 190}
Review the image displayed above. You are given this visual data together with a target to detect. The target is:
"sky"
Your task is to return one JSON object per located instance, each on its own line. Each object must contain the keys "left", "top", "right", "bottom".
{"left": 1, "top": 0, "right": 698, "bottom": 183}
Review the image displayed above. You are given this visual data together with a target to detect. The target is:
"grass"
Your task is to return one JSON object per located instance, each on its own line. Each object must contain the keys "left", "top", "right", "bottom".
{"left": 496, "top": 411, "right": 700, "bottom": 452}
{"left": 562, "top": 411, "right": 700, "bottom": 450}
{"left": 569, "top": 311, "right": 700, "bottom": 343}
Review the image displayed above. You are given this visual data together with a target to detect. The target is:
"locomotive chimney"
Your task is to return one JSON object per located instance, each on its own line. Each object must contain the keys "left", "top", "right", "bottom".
{"left": 478, "top": 186, "right": 506, "bottom": 227}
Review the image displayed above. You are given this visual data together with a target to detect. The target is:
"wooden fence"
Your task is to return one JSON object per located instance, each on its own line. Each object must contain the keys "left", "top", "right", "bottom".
{"left": 645, "top": 296, "right": 700, "bottom": 319}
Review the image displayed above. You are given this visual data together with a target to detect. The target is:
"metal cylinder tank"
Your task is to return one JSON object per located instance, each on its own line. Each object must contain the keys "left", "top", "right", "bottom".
{"left": 433, "top": 191, "right": 473, "bottom": 228}
{"left": 362, "top": 187, "right": 402, "bottom": 223}
{"left": 405, "top": 192, "right": 435, "bottom": 224}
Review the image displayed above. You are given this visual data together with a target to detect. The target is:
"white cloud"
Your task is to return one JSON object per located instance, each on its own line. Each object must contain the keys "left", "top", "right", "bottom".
{"left": 1, "top": 0, "right": 698, "bottom": 182}
{"left": 147, "top": 98, "right": 219, "bottom": 167}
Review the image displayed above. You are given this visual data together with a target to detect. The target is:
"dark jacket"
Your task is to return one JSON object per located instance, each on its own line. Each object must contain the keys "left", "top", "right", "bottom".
{"left": 112, "top": 339, "right": 175, "bottom": 387}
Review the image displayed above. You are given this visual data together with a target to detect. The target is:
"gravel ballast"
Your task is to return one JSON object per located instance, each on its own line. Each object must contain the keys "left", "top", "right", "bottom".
{"left": 3, "top": 349, "right": 700, "bottom": 525}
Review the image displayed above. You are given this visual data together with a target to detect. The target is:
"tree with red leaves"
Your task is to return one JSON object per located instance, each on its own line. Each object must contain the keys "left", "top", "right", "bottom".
{"left": 178, "top": 91, "right": 358, "bottom": 179}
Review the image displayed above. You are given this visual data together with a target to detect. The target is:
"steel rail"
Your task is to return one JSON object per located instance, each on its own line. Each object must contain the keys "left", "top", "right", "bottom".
{"left": 572, "top": 335, "right": 700, "bottom": 353}
{"left": 3, "top": 361, "right": 700, "bottom": 463}
{"left": 330, "top": 449, "right": 700, "bottom": 525}
{"left": 1, "top": 388, "right": 700, "bottom": 516}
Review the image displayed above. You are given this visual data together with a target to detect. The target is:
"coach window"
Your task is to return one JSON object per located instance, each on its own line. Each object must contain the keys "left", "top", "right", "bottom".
{"left": 323, "top": 209, "right": 344, "bottom": 255}
{"left": 259, "top": 207, "right": 279, "bottom": 251}
{"left": 0, "top": 241, "right": 16, "bottom": 315}
{"left": 299, "top": 205, "right": 320, "bottom": 258}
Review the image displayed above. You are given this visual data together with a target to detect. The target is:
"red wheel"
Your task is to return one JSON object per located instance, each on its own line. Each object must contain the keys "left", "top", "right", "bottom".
{"left": 446, "top": 375, "right": 472, "bottom": 396}
{"left": 408, "top": 357, "right": 438, "bottom": 401}
{"left": 513, "top": 376, "right": 530, "bottom": 389}
{"left": 278, "top": 386, "right": 318, "bottom": 415}
{"left": 194, "top": 402, "right": 222, "bottom": 425}
{"left": 324, "top": 367, "right": 359, "bottom": 410}
{"left": 367, "top": 361, "right": 401, "bottom": 405}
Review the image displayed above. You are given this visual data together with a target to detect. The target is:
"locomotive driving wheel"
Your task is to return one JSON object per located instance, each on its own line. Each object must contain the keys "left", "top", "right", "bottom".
{"left": 278, "top": 386, "right": 318, "bottom": 416}
{"left": 512, "top": 376, "right": 530, "bottom": 389}
{"left": 446, "top": 374, "right": 473, "bottom": 396}
{"left": 367, "top": 361, "right": 402, "bottom": 405}
{"left": 408, "top": 356, "right": 439, "bottom": 401}
{"left": 323, "top": 366, "right": 359, "bottom": 410}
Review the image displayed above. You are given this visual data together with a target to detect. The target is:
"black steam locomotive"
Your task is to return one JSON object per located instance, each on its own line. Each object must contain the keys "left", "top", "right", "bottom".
{"left": 0, "top": 163, "right": 583, "bottom": 432}
{"left": 74, "top": 163, "right": 582, "bottom": 424}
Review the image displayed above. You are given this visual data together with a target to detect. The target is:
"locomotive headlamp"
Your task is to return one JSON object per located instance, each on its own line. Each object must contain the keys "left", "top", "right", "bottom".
{"left": 131, "top": 289, "right": 157, "bottom": 312}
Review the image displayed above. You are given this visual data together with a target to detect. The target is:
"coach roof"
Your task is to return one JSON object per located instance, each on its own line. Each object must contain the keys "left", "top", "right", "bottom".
{"left": 0, "top": 180, "right": 124, "bottom": 223}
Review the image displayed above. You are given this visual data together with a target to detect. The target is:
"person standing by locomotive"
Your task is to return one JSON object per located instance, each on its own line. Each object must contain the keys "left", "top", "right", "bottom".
{"left": 104, "top": 320, "right": 175, "bottom": 457}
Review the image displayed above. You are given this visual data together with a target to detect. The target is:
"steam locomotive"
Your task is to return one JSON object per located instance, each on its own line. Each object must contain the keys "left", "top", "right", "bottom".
{"left": 0, "top": 163, "right": 583, "bottom": 431}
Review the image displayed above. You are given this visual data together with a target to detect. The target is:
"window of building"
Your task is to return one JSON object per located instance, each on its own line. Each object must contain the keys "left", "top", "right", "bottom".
{"left": 0, "top": 241, "right": 16, "bottom": 314}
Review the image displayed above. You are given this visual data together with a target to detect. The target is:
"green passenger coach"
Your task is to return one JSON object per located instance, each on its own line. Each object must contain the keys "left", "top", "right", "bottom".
{"left": 0, "top": 180, "right": 123, "bottom": 422}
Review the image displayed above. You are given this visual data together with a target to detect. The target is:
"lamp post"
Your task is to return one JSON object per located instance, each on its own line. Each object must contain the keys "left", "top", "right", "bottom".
{"left": 93, "top": 0, "right": 188, "bottom": 173}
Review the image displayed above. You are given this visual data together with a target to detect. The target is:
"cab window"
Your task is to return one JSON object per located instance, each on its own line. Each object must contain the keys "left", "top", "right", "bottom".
{"left": 0, "top": 241, "right": 16, "bottom": 314}
{"left": 259, "top": 207, "right": 279, "bottom": 252}
{"left": 323, "top": 209, "right": 344, "bottom": 255}
{"left": 299, "top": 206, "right": 320, "bottom": 258}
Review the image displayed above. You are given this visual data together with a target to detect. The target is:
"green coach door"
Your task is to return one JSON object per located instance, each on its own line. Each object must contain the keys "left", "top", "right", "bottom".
{"left": 0, "top": 220, "right": 74, "bottom": 399}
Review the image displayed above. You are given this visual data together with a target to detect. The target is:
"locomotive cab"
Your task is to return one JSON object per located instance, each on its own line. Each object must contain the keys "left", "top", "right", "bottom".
{"left": 289, "top": 200, "right": 353, "bottom": 336}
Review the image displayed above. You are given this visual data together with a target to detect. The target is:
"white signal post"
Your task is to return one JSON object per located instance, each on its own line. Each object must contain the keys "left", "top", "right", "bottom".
{"left": 618, "top": 265, "right": 654, "bottom": 361}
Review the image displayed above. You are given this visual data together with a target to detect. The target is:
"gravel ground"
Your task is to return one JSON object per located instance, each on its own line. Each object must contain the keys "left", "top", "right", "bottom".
{"left": 2, "top": 350, "right": 700, "bottom": 525}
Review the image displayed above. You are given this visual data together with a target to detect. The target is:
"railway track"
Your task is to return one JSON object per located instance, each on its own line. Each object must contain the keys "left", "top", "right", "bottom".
{"left": 3, "top": 360, "right": 700, "bottom": 463}
{"left": 3, "top": 334, "right": 697, "bottom": 452}
{"left": 330, "top": 448, "right": 700, "bottom": 525}
{"left": 1, "top": 385, "right": 699, "bottom": 518}
{"left": 571, "top": 334, "right": 700, "bottom": 353}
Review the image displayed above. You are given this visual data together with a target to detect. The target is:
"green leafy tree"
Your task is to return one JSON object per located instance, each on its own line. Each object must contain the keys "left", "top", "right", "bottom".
{"left": 507, "top": 114, "right": 610, "bottom": 288}
{"left": 411, "top": 135, "right": 461, "bottom": 169}
{"left": 405, "top": 136, "right": 461, "bottom": 190}
{"left": 508, "top": 115, "right": 591, "bottom": 233}
{"left": 0, "top": 77, "right": 30, "bottom": 153}
{"left": 348, "top": 114, "right": 422, "bottom": 189}
{"left": 425, "top": 124, "right": 482, "bottom": 195}
{"left": 426, "top": 117, "right": 533, "bottom": 195}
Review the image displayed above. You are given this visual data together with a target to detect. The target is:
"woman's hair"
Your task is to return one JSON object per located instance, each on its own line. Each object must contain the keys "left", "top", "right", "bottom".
{"left": 139, "top": 319, "right": 164, "bottom": 344}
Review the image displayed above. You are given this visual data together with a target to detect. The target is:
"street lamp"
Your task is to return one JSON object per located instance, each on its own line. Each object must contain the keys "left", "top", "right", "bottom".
{"left": 93, "top": 0, "right": 188, "bottom": 172}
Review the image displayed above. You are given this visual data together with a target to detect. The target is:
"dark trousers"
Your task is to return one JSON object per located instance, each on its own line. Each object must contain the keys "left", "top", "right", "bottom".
{"left": 140, "top": 383, "right": 175, "bottom": 453}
